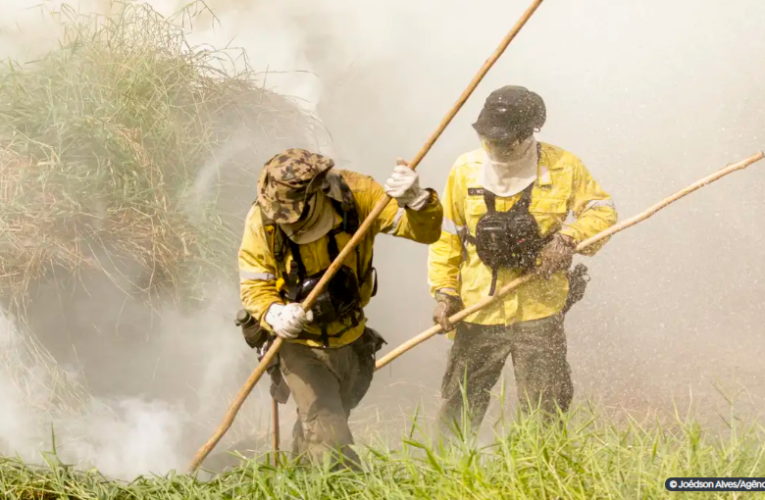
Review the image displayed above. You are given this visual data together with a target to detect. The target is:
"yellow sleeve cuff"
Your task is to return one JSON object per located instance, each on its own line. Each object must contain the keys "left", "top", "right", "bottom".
{"left": 559, "top": 226, "right": 583, "bottom": 244}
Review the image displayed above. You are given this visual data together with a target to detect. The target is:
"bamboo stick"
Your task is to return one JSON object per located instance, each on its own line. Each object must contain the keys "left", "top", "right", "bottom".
{"left": 375, "top": 151, "right": 765, "bottom": 370}
{"left": 187, "top": 0, "right": 547, "bottom": 473}
{"left": 271, "top": 396, "right": 280, "bottom": 467}
{"left": 297, "top": 0, "right": 547, "bottom": 314}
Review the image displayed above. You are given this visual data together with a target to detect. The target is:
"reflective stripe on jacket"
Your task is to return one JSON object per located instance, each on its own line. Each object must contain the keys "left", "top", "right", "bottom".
{"left": 428, "top": 143, "right": 617, "bottom": 327}
{"left": 240, "top": 169, "right": 443, "bottom": 348}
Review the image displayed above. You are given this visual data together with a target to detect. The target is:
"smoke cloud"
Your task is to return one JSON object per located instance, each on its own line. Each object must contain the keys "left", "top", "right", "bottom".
{"left": 1, "top": 0, "right": 765, "bottom": 479}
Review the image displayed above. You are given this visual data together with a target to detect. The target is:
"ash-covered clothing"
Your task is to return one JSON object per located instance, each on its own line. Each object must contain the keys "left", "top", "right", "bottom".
{"left": 279, "top": 328, "right": 382, "bottom": 466}
{"left": 439, "top": 315, "right": 573, "bottom": 432}
{"left": 238, "top": 169, "right": 443, "bottom": 348}
{"left": 428, "top": 142, "right": 617, "bottom": 328}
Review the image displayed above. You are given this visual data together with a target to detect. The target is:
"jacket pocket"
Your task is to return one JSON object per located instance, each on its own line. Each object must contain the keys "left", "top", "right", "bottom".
{"left": 464, "top": 197, "right": 488, "bottom": 216}
{"left": 463, "top": 197, "right": 487, "bottom": 236}
{"left": 529, "top": 196, "right": 569, "bottom": 236}
{"left": 529, "top": 197, "right": 568, "bottom": 214}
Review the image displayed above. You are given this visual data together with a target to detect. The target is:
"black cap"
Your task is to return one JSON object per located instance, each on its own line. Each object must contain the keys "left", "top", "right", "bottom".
{"left": 472, "top": 85, "right": 546, "bottom": 141}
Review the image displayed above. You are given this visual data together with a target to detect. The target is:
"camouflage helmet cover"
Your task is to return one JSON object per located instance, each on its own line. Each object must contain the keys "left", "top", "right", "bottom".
{"left": 257, "top": 148, "right": 335, "bottom": 224}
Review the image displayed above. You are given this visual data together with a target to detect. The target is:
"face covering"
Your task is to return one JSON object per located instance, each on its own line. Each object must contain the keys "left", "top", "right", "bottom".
{"left": 280, "top": 191, "right": 337, "bottom": 244}
{"left": 479, "top": 135, "right": 539, "bottom": 197}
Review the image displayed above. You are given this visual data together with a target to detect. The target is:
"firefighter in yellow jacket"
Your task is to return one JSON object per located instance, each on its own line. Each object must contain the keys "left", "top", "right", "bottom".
{"left": 238, "top": 148, "right": 443, "bottom": 466}
{"left": 428, "top": 86, "right": 618, "bottom": 432}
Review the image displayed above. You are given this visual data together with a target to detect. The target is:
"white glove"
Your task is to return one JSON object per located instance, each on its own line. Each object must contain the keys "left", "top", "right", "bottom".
{"left": 384, "top": 162, "right": 430, "bottom": 210}
{"left": 265, "top": 303, "right": 313, "bottom": 340}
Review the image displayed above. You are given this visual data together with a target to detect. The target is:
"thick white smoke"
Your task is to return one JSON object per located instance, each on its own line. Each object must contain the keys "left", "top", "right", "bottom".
{"left": 1, "top": 0, "right": 765, "bottom": 478}
{"left": 0, "top": 310, "right": 190, "bottom": 478}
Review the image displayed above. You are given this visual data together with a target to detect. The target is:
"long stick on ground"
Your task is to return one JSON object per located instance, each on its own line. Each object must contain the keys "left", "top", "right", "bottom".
{"left": 375, "top": 151, "right": 765, "bottom": 371}
{"left": 187, "top": 0, "right": 547, "bottom": 473}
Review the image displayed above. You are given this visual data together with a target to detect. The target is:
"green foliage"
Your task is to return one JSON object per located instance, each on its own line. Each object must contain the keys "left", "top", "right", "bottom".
{"left": 1, "top": 406, "right": 764, "bottom": 499}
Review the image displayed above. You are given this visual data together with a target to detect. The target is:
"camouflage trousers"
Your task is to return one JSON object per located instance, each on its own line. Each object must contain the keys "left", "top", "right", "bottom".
{"left": 438, "top": 314, "right": 573, "bottom": 433}
{"left": 278, "top": 328, "right": 382, "bottom": 468}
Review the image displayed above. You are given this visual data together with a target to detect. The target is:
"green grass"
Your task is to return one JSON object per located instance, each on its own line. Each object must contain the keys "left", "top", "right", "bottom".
{"left": 1, "top": 405, "right": 763, "bottom": 499}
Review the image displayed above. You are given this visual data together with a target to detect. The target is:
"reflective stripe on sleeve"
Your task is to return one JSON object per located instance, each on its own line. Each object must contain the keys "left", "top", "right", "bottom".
{"left": 441, "top": 218, "right": 464, "bottom": 236}
{"left": 383, "top": 207, "right": 406, "bottom": 234}
{"left": 240, "top": 271, "right": 276, "bottom": 281}
{"left": 584, "top": 199, "right": 615, "bottom": 211}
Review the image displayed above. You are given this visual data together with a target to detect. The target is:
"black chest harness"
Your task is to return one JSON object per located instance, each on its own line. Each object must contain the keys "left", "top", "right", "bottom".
{"left": 468, "top": 182, "right": 553, "bottom": 295}
{"left": 270, "top": 181, "right": 377, "bottom": 347}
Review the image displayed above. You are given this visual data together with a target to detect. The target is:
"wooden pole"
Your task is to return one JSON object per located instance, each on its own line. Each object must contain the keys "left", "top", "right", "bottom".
{"left": 187, "top": 0, "right": 547, "bottom": 474}
{"left": 271, "top": 396, "right": 280, "bottom": 467}
{"left": 374, "top": 151, "right": 765, "bottom": 370}
{"left": 293, "top": 0, "right": 548, "bottom": 315}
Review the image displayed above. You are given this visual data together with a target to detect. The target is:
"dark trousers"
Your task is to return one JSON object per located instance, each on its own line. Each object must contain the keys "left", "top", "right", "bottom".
{"left": 278, "top": 328, "right": 381, "bottom": 466}
{"left": 438, "top": 314, "right": 573, "bottom": 433}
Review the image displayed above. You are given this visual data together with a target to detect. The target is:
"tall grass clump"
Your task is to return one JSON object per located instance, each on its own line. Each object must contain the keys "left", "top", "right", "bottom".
{"left": 1, "top": 405, "right": 763, "bottom": 499}
{"left": 0, "top": 1, "right": 315, "bottom": 315}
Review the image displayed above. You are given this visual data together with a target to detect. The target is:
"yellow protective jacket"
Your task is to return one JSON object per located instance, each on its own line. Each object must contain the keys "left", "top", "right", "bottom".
{"left": 239, "top": 169, "right": 443, "bottom": 348}
{"left": 428, "top": 142, "right": 617, "bottom": 327}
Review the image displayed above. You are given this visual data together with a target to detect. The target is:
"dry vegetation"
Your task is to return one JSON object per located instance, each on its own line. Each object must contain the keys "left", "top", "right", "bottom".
{"left": 0, "top": 0, "right": 316, "bottom": 443}
{"left": 0, "top": 1, "right": 315, "bottom": 316}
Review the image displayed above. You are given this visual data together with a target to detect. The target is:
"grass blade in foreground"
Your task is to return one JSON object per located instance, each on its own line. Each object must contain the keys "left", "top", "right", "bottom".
{"left": 5, "top": 403, "right": 765, "bottom": 499}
